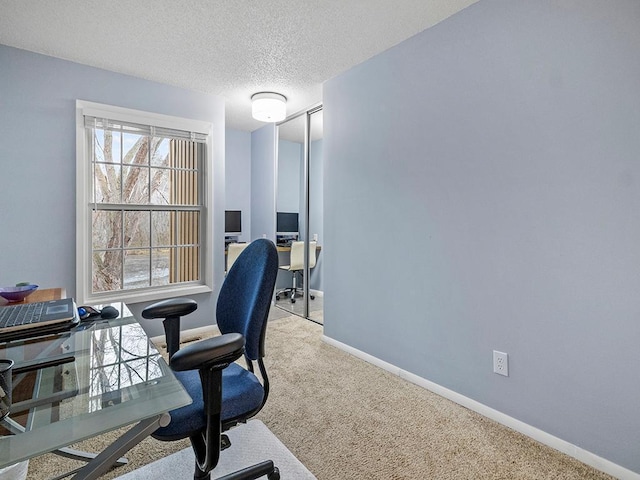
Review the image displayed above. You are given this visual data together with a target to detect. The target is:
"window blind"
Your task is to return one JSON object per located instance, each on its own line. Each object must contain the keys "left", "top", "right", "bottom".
{"left": 84, "top": 116, "right": 208, "bottom": 143}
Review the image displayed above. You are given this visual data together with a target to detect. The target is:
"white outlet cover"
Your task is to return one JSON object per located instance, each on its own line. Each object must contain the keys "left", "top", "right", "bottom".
{"left": 493, "top": 350, "right": 509, "bottom": 377}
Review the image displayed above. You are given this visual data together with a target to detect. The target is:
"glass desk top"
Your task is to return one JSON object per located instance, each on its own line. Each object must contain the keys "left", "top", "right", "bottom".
{"left": 0, "top": 317, "right": 192, "bottom": 469}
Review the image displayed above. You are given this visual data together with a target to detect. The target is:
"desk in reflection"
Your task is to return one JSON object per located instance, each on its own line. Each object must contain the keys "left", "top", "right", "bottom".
{"left": 276, "top": 244, "right": 321, "bottom": 253}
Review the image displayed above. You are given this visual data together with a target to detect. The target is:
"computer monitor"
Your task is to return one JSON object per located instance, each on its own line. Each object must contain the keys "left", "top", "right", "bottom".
{"left": 276, "top": 212, "right": 299, "bottom": 234}
{"left": 225, "top": 210, "right": 242, "bottom": 235}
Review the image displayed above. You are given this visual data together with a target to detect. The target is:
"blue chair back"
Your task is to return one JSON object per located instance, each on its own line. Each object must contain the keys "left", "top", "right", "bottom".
{"left": 216, "top": 239, "right": 278, "bottom": 360}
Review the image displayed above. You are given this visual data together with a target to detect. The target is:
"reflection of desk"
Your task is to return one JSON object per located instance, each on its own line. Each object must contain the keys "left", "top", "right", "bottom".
{"left": 276, "top": 245, "right": 322, "bottom": 253}
{"left": 0, "top": 317, "right": 191, "bottom": 479}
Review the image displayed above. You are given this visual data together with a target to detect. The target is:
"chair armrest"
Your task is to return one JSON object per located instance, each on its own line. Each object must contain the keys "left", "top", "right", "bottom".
{"left": 171, "top": 333, "right": 245, "bottom": 372}
{"left": 142, "top": 298, "right": 198, "bottom": 319}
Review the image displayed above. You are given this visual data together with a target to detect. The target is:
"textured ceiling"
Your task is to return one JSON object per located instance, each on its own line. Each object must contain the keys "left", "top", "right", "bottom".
{"left": 0, "top": 0, "right": 477, "bottom": 132}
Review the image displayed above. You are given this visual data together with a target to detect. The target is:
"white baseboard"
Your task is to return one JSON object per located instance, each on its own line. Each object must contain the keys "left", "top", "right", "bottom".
{"left": 322, "top": 334, "right": 639, "bottom": 480}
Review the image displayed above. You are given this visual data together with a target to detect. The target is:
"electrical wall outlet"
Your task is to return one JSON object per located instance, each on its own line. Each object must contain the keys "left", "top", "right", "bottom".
{"left": 493, "top": 350, "right": 509, "bottom": 377}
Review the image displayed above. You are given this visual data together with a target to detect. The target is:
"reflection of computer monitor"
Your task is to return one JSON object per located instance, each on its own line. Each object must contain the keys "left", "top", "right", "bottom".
{"left": 276, "top": 212, "right": 299, "bottom": 234}
{"left": 225, "top": 210, "right": 242, "bottom": 235}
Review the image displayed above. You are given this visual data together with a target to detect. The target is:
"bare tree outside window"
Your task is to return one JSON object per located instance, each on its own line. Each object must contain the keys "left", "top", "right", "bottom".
{"left": 89, "top": 123, "right": 202, "bottom": 294}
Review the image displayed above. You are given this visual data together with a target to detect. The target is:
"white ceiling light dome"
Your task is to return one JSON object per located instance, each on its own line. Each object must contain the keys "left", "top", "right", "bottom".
{"left": 251, "top": 92, "right": 287, "bottom": 122}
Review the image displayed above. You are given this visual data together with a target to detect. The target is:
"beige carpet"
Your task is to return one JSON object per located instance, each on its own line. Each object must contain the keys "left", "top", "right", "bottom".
{"left": 27, "top": 313, "right": 613, "bottom": 479}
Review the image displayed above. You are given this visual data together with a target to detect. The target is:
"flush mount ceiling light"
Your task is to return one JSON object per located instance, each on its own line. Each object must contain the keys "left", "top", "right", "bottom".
{"left": 251, "top": 92, "right": 287, "bottom": 122}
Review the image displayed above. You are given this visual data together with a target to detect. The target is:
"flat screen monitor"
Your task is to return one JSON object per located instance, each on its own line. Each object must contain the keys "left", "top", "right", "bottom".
{"left": 225, "top": 210, "right": 242, "bottom": 235}
{"left": 276, "top": 212, "right": 299, "bottom": 234}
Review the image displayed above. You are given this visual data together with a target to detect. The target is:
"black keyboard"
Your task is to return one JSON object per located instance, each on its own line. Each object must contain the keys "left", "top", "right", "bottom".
{"left": 0, "top": 302, "right": 46, "bottom": 328}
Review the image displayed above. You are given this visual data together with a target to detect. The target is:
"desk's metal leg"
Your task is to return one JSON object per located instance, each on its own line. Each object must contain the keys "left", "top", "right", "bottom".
{"left": 54, "top": 446, "right": 128, "bottom": 465}
{"left": 1, "top": 416, "right": 28, "bottom": 435}
{"left": 45, "top": 449, "right": 129, "bottom": 480}
{"left": 71, "top": 412, "right": 170, "bottom": 480}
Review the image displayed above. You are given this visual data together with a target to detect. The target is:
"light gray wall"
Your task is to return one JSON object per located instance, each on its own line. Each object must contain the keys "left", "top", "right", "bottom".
{"left": 226, "top": 128, "right": 252, "bottom": 242}
{"left": 250, "top": 124, "right": 276, "bottom": 241}
{"left": 0, "top": 44, "right": 226, "bottom": 337}
{"left": 323, "top": 0, "right": 640, "bottom": 474}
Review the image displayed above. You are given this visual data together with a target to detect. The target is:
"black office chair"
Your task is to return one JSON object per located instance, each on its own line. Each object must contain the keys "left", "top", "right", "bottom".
{"left": 142, "top": 239, "right": 280, "bottom": 480}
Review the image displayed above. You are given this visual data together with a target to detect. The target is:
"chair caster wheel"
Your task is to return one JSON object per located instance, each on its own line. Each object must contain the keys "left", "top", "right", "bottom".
{"left": 310, "top": 295, "right": 315, "bottom": 300}
{"left": 275, "top": 295, "right": 280, "bottom": 301}
{"left": 291, "top": 298, "right": 296, "bottom": 304}
{"left": 268, "top": 468, "right": 280, "bottom": 480}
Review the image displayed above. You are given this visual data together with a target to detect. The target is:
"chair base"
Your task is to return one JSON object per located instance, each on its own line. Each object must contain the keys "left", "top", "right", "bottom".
{"left": 215, "top": 460, "right": 279, "bottom": 480}
{"left": 275, "top": 269, "right": 314, "bottom": 303}
{"left": 275, "top": 288, "right": 315, "bottom": 303}
{"left": 195, "top": 460, "right": 279, "bottom": 480}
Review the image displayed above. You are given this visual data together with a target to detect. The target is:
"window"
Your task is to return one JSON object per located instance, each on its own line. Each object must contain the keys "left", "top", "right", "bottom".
{"left": 76, "top": 101, "right": 213, "bottom": 304}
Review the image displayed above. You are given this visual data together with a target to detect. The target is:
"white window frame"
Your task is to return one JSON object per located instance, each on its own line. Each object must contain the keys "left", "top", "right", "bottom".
{"left": 76, "top": 100, "right": 214, "bottom": 305}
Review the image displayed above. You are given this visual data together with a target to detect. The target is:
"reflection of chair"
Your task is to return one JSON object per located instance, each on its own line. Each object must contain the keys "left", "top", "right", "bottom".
{"left": 275, "top": 241, "right": 316, "bottom": 303}
{"left": 226, "top": 242, "right": 249, "bottom": 274}
{"left": 142, "top": 239, "right": 280, "bottom": 480}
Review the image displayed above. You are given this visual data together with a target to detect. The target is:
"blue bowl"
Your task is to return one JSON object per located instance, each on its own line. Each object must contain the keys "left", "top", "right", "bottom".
{"left": 0, "top": 284, "right": 39, "bottom": 303}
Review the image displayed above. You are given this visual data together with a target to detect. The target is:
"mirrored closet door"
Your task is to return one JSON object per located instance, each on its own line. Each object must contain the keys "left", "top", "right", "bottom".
{"left": 274, "top": 105, "right": 323, "bottom": 323}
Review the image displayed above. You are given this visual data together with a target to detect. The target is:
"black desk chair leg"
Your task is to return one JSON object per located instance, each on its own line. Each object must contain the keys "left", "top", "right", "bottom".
{"left": 217, "top": 461, "right": 279, "bottom": 480}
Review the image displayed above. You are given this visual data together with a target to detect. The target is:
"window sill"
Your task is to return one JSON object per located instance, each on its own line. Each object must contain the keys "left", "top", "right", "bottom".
{"left": 83, "top": 284, "right": 213, "bottom": 306}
